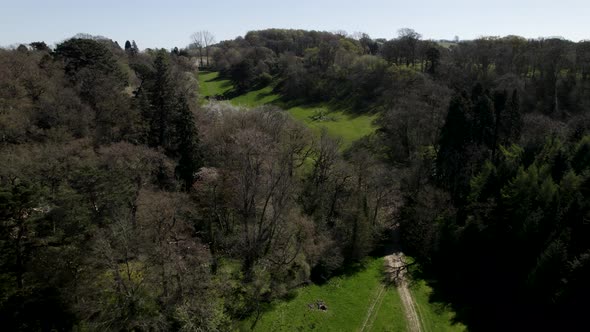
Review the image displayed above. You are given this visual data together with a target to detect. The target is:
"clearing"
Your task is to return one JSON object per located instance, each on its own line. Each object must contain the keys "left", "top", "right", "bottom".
{"left": 245, "top": 258, "right": 407, "bottom": 332}
{"left": 197, "top": 71, "right": 376, "bottom": 148}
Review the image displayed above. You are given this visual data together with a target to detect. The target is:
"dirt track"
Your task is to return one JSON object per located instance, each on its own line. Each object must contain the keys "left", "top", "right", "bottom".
{"left": 359, "top": 253, "right": 422, "bottom": 332}
{"left": 385, "top": 253, "right": 422, "bottom": 332}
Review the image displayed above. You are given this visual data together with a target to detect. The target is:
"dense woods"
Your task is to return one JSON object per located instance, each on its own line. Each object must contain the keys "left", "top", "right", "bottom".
{"left": 1, "top": 29, "right": 590, "bottom": 331}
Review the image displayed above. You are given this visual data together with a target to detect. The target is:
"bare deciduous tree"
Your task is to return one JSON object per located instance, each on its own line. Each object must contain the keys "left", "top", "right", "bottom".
{"left": 190, "top": 31, "right": 204, "bottom": 67}
{"left": 202, "top": 31, "right": 215, "bottom": 67}
{"left": 191, "top": 31, "right": 215, "bottom": 68}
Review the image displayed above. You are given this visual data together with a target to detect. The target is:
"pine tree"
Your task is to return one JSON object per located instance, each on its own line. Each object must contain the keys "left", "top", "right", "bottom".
{"left": 472, "top": 90, "right": 495, "bottom": 149}
{"left": 131, "top": 40, "right": 139, "bottom": 55}
{"left": 505, "top": 90, "right": 522, "bottom": 143}
{"left": 149, "top": 50, "right": 175, "bottom": 149}
{"left": 437, "top": 93, "right": 473, "bottom": 201}
{"left": 173, "top": 95, "right": 202, "bottom": 191}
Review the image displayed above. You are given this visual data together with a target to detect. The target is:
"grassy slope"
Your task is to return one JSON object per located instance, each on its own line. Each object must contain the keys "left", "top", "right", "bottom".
{"left": 198, "top": 71, "right": 376, "bottom": 148}
{"left": 246, "top": 258, "right": 407, "bottom": 332}
{"left": 198, "top": 71, "right": 233, "bottom": 98}
{"left": 230, "top": 86, "right": 281, "bottom": 107}
{"left": 288, "top": 105, "right": 377, "bottom": 148}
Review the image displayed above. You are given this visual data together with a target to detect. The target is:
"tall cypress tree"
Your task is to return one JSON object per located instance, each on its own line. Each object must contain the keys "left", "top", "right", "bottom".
{"left": 149, "top": 50, "right": 175, "bottom": 149}
{"left": 505, "top": 90, "right": 522, "bottom": 143}
{"left": 173, "top": 95, "right": 202, "bottom": 191}
{"left": 437, "top": 93, "right": 473, "bottom": 201}
{"left": 472, "top": 90, "right": 496, "bottom": 149}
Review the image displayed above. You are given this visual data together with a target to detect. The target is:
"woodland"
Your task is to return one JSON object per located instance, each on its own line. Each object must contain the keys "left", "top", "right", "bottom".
{"left": 1, "top": 29, "right": 590, "bottom": 331}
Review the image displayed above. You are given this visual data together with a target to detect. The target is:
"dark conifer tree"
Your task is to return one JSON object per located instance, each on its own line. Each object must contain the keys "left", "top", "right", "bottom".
{"left": 437, "top": 93, "right": 472, "bottom": 201}
{"left": 173, "top": 95, "right": 202, "bottom": 191}
{"left": 148, "top": 50, "right": 175, "bottom": 149}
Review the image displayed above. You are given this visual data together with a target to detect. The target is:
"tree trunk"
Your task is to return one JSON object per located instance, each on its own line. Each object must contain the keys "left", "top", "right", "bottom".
{"left": 206, "top": 47, "right": 210, "bottom": 67}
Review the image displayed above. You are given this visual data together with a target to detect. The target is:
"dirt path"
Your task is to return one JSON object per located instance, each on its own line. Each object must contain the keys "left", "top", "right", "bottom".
{"left": 385, "top": 253, "right": 422, "bottom": 332}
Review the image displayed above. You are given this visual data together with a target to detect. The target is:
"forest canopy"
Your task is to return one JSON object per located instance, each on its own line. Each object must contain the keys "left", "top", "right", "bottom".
{"left": 1, "top": 29, "right": 590, "bottom": 331}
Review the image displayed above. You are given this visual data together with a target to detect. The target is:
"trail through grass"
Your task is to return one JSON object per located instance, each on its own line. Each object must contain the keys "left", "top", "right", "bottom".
{"left": 245, "top": 258, "right": 407, "bottom": 332}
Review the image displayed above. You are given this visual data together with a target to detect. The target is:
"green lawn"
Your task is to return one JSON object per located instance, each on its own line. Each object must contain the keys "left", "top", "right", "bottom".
{"left": 197, "top": 71, "right": 233, "bottom": 98}
{"left": 230, "top": 85, "right": 281, "bottom": 107}
{"left": 245, "top": 258, "right": 407, "bottom": 332}
{"left": 197, "top": 71, "right": 377, "bottom": 148}
{"left": 365, "top": 284, "right": 407, "bottom": 332}
{"left": 288, "top": 105, "right": 377, "bottom": 148}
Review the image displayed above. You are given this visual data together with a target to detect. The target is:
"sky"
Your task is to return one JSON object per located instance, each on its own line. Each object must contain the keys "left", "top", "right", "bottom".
{"left": 1, "top": 0, "right": 589, "bottom": 49}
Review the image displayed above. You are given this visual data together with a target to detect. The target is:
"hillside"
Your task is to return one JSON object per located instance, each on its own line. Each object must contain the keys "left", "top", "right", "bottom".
{"left": 198, "top": 71, "right": 377, "bottom": 148}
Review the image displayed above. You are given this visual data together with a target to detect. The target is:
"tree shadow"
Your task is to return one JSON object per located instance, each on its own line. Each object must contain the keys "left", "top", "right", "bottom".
{"left": 405, "top": 264, "right": 490, "bottom": 331}
{"left": 200, "top": 71, "right": 229, "bottom": 83}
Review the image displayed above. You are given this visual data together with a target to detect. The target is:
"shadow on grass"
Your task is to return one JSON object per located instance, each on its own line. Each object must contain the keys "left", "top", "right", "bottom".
{"left": 406, "top": 263, "right": 475, "bottom": 330}
{"left": 254, "top": 90, "right": 277, "bottom": 101}
{"left": 200, "top": 71, "right": 230, "bottom": 83}
{"left": 219, "top": 80, "right": 233, "bottom": 88}
{"left": 310, "top": 257, "right": 375, "bottom": 286}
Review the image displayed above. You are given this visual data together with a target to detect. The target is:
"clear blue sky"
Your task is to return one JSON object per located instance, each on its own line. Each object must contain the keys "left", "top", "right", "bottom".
{"left": 1, "top": 0, "right": 588, "bottom": 49}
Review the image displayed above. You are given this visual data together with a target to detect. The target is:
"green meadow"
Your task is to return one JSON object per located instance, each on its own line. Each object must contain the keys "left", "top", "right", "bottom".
{"left": 198, "top": 71, "right": 377, "bottom": 147}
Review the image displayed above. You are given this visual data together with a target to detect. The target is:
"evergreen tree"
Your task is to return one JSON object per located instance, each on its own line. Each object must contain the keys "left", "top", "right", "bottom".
{"left": 130, "top": 40, "right": 139, "bottom": 55}
{"left": 472, "top": 90, "right": 495, "bottom": 149}
{"left": 437, "top": 93, "right": 472, "bottom": 201}
{"left": 148, "top": 50, "right": 175, "bottom": 149}
{"left": 173, "top": 95, "right": 202, "bottom": 191}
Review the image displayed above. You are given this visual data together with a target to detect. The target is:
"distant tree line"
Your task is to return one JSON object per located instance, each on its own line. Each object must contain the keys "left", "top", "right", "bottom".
{"left": 210, "top": 28, "right": 590, "bottom": 118}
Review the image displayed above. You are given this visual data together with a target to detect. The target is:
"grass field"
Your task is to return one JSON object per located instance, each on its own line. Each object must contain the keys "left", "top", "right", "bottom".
{"left": 230, "top": 85, "right": 281, "bottom": 107}
{"left": 245, "top": 258, "right": 407, "bottom": 332}
{"left": 244, "top": 258, "right": 463, "bottom": 332}
{"left": 197, "top": 71, "right": 377, "bottom": 147}
{"left": 197, "top": 71, "right": 233, "bottom": 98}
{"left": 288, "top": 105, "right": 377, "bottom": 148}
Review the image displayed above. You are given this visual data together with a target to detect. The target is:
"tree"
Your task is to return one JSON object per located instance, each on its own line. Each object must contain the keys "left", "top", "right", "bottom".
{"left": 202, "top": 31, "right": 216, "bottom": 67}
{"left": 398, "top": 28, "right": 422, "bottom": 66}
{"left": 173, "top": 95, "right": 202, "bottom": 191}
{"left": 426, "top": 46, "right": 441, "bottom": 75}
{"left": 29, "top": 41, "right": 50, "bottom": 52}
{"left": 55, "top": 38, "right": 126, "bottom": 82}
{"left": 191, "top": 32, "right": 204, "bottom": 67}
{"left": 131, "top": 40, "right": 139, "bottom": 55}
{"left": 436, "top": 93, "right": 473, "bottom": 201}
{"left": 147, "top": 50, "right": 175, "bottom": 148}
